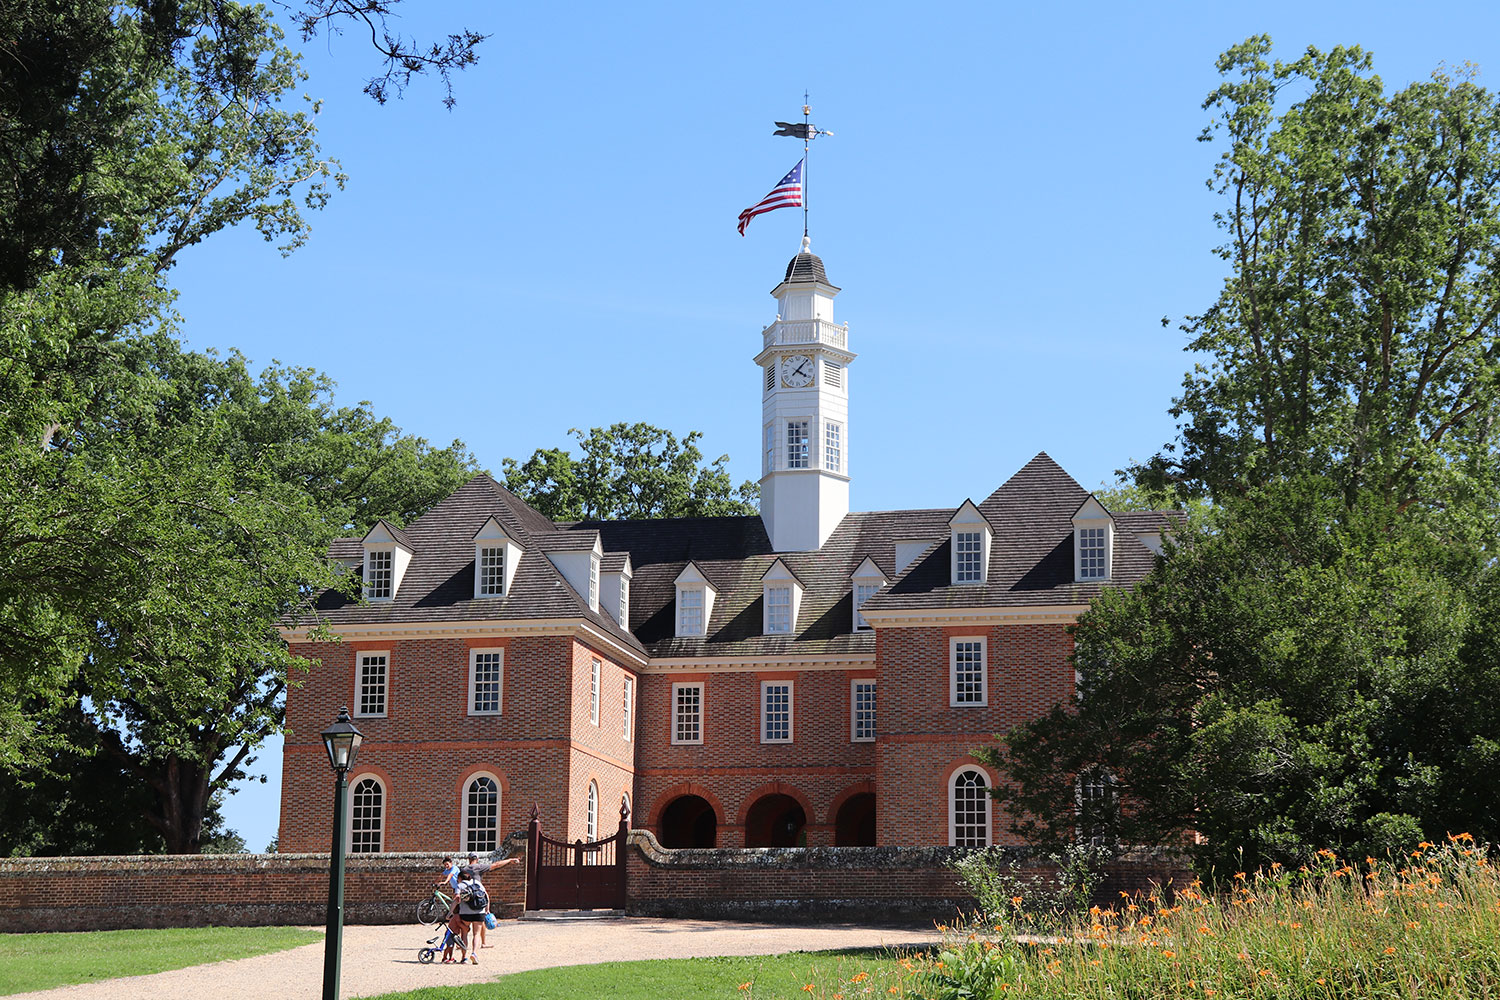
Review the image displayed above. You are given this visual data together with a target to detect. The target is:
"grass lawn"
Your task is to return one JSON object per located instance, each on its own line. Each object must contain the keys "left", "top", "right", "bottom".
{"left": 358, "top": 947, "right": 919, "bottom": 1000}
{"left": 0, "top": 925, "right": 323, "bottom": 995}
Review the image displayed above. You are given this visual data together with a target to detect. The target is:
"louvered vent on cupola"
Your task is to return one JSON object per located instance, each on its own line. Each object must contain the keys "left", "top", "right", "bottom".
{"left": 765, "top": 364, "right": 776, "bottom": 393}
{"left": 823, "top": 360, "right": 843, "bottom": 388}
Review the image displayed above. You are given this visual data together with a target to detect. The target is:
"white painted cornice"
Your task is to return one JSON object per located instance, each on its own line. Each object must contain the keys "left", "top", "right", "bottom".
{"left": 642, "top": 654, "right": 876, "bottom": 674}
{"left": 280, "top": 618, "right": 649, "bottom": 668}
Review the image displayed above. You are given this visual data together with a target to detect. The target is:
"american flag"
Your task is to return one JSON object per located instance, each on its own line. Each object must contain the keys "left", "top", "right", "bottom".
{"left": 737, "top": 160, "right": 803, "bottom": 236}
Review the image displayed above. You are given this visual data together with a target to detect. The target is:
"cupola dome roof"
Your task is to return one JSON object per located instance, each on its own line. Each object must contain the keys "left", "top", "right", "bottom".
{"left": 784, "top": 252, "right": 829, "bottom": 284}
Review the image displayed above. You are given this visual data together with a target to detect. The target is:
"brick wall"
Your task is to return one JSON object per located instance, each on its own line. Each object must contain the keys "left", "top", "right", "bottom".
{"left": 876, "top": 623, "right": 1074, "bottom": 845}
{"left": 0, "top": 844, "right": 526, "bottom": 932}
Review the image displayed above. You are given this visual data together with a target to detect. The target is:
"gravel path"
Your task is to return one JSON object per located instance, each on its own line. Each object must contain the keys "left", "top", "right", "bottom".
{"left": 10, "top": 916, "right": 945, "bottom": 1000}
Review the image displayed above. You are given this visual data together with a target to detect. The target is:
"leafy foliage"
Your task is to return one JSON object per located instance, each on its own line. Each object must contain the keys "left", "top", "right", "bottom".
{"left": 503, "top": 423, "right": 759, "bottom": 521}
{"left": 1133, "top": 36, "right": 1500, "bottom": 521}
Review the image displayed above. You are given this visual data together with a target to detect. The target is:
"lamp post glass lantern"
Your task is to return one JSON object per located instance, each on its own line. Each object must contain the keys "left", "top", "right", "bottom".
{"left": 321, "top": 707, "right": 363, "bottom": 1000}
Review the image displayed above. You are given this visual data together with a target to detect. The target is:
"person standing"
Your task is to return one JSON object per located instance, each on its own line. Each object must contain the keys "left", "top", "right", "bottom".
{"left": 451, "top": 866, "right": 487, "bottom": 963}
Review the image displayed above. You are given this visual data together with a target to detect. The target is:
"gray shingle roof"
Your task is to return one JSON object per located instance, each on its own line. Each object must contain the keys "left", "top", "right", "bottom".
{"left": 308, "top": 456, "right": 1170, "bottom": 657}
{"left": 783, "top": 252, "right": 837, "bottom": 288}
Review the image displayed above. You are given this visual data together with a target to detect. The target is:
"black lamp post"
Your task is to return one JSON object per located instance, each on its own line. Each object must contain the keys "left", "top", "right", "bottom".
{"left": 321, "top": 706, "right": 363, "bottom": 1000}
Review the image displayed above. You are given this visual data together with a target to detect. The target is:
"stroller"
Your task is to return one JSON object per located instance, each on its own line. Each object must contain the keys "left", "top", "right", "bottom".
{"left": 416, "top": 912, "right": 470, "bottom": 965}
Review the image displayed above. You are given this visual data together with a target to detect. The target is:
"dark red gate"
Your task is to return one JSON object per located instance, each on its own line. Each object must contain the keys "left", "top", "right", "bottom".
{"left": 525, "top": 800, "right": 629, "bottom": 911}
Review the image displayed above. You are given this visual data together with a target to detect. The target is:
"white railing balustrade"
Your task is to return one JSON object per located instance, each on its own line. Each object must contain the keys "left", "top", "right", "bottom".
{"left": 761, "top": 319, "right": 849, "bottom": 351}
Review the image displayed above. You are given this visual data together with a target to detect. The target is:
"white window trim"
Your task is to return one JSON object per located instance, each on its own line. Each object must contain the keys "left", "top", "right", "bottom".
{"left": 1074, "top": 520, "right": 1114, "bottom": 582}
{"left": 671, "top": 681, "right": 704, "bottom": 745}
{"left": 348, "top": 773, "right": 386, "bottom": 853}
{"left": 853, "top": 579, "right": 883, "bottom": 632}
{"left": 354, "top": 650, "right": 390, "bottom": 719}
{"left": 467, "top": 647, "right": 504, "bottom": 716}
{"left": 949, "top": 636, "right": 988, "bottom": 707}
{"left": 764, "top": 584, "right": 793, "bottom": 634}
{"left": 948, "top": 765, "right": 993, "bottom": 847}
{"left": 622, "top": 674, "right": 634, "bottom": 741}
{"left": 677, "top": 586, "right": 706, "bottom": 636}
{"left": 475, "top": 543, "right": 506, "bottom": 598}
{"left": 952, "top": 530, "right": 986, "bottom": 585}
{"left": 850, "top": 679, "right": 876, "bottom": 742}
{"left": 589, "top": 658, "right": 601, "bottom": 726}
{"left": 824, "top": 420, "right": 843, "bottom": 473}
{"left": 588, "top": 555, "right": 600, "bottom": 611}
{"left": 586, "top": 780, "right": 599, "bottom": 841}
{"left": 785, "top": 418, "right": 813, "bottom": 470}
{"left": 462, "top": 771, "right": 502, "bottom": 854}
{"left": 363, "top": 546, "right": 396, "bottom": 601}
{"left": 760, "top": 679, "right": 794, "bottom": 744}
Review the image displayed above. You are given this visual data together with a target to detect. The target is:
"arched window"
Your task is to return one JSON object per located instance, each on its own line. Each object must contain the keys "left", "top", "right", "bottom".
{"left": 622, "top": 790, "right": 632, "bottom": 825}
{"left": 949, "top": 768, "right": 991, "bottom": 847}
{"left": 349, "top": 776, "right": 384, "bottom": 853}
{"left": 464, "top": 775, "right": 500, "bottom": 854}
{"left": 586, "top": 781, "right": 599, "bottom": 841}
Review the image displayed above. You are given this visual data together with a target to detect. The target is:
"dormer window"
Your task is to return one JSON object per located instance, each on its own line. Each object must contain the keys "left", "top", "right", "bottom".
{"left": 679, "top": 588, "right": 704, "bottom": 635}
{"left": 601, "top": 555, "right": 633, "bottom": 628}
{"left": 472, "top": 517, "right": 523, "bottom": 599}
{"left": 361, "top": 520, "right": 413, "bottom": 602}
{"left": 673, "top": 563, "right": 717, "bottom": 638}
{"left": 619, "top": 577, "right": 630, "bottom": 627}
{"left": 588, "top": 555, "right": 599, "bottom": 611}
{"left": 761, "top": 560, "right": 805, "bottom": 636}
{"left": 365, "top": 549, "right": 393, "bottom": 600}
{"left": 851, "top": 556, "right": 888, "bottom": 632}
{"left": 948, "top": 500, "right": 993, "bottom": 586}
{"left": 1072, "top": 497, "right": 1115, "bottom": 583}
{"left": 477, "top": 545, "right": 504, "bottom": 597}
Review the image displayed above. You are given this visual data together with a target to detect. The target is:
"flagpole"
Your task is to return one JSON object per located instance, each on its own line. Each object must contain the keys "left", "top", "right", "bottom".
{"left": 802, "top": 93, "right": 811, "bottom": 246}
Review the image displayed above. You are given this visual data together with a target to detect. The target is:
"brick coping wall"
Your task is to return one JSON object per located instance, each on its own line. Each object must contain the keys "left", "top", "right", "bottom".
{"left": 0, "top": 837, "right": 528, "bottom": 932}
{"left": 623, "top": 832, "right": 1192, "bottom": 923}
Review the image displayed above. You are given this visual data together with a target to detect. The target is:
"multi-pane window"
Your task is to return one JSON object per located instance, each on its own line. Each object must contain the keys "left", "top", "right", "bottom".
{"left": 619, "top": 578, "right": 630, "bottom": 628}
{"left": 365, "top": 549, "right": 393, "bottom": 599}
{"left": 1079, "top": 527, "right": 1107, "bottom": 580}
{"left": 824, "top": 421, "right": 842, "bottom": 473}
{"left": 622, "top": 675, "right": 634, "bottom": 741}
{"left": 590, "top": 658, "right": 601, "bottom": 726}
{"left": 672, "top": 683, "right": 703, "bottom": 744}
{"left": 469, "top": 649, "right": 503, "bottom": 715}
{"left": 1076, "top": 769, "right": 1118, "bottom": 847}
{"left": 761, "top": 681, "right": 792, "bottom": 743}
{"left": 587, "top": 781, "right": 599, "bottom": 841}
{"left": 786, "top": 420, "right": 810, "bottom": 469}
{"left": 951, "top": 638, "right": 987, "bottom": 706}
{"left": 477, "top": 545, "right": 505, "bottom": 596}
{"left": 764, "top": 423, "right": 776, "bottom": 473}
{"left": 350, "top": 777, "right": 383, "bottom": 853}
{"left": 854, "top": 582, "right": 881, "bottom": 630}
{"left": 356, "top": 653, "right": 388, "bottom": 717}
{"left": 589, "top": 557, "right": 599, "bottom": 609}
{"left": 851, "top": 680, "right": 876, "bottom": 742}
{"left": 465, "top": 776, "right": 499, "bottom": 854}
{"left": 678, "top": 588, "right": 704, "bottom": 635}
{"left": 955, "top": 531, "right": 984, "bottom": 583}
{"left": 951, "top": 769, "right": 991, "bottom": 847}
{"left": 766, "top": 586, "right": 792, "bottom": 634}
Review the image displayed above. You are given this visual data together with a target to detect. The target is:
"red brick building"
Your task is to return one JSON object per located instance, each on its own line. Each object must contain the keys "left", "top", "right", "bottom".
{"left": 278, "top": 249, "right": 1171, "bottom": 854}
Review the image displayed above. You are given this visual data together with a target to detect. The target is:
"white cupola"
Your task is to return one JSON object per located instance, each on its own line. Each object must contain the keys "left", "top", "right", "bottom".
{"left": 753, "top": 239, "right": 856, "bottom": 552}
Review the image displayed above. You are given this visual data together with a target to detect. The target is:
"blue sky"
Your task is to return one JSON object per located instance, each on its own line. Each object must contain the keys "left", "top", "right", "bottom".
{"left": 180, "top": 1, "right": 1500, "bottom": 853}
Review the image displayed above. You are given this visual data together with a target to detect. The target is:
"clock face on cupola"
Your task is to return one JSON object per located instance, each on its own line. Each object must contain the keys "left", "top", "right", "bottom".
{"left": 779, "top": 354, "right": 814, "bottom": 388}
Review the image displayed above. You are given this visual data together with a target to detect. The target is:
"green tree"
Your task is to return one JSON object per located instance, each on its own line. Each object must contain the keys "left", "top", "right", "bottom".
{"left": 1133, "top": 37, "right": 1500, "bottom": 525}
{"left": 503, "top": 423, "right": 759, "bottom": 521}
{"left": 985, "top": 479, "right": 1499, "bottom": 873}
{"left": 992, "top": 39, "right": 1500, "bottom": 873}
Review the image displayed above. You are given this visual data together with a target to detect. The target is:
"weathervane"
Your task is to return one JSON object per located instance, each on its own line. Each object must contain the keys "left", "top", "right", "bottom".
{"left": 772, "top": 92, "right": 834, "bottom": 245}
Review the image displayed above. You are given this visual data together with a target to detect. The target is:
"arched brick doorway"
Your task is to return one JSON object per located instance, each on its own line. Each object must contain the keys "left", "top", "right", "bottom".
{"left": 658, "top": 794, "right": 717, "bottom": 847}
{"left": 834, "top": 792, "right": 876, "bottom": 846}
{"left": 744, "top": 793, "right": 806, "bottom": 847}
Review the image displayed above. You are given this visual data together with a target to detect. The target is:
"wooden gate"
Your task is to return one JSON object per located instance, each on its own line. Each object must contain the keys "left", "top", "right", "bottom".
{"left": 525, "top": 800, "right": 629, "bottom": 911}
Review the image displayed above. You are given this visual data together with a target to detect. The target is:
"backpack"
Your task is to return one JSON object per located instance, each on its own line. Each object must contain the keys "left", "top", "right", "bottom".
{"left": 463, "top": 882, "right": 489, "bottom": 911}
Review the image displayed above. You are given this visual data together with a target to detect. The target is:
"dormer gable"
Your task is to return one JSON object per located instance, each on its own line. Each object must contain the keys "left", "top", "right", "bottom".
{"left": 760, "top": 559, "right": 805, "bottom": 635}
{"left": 362, "top": 519, "right": 414, "bottom": 601}
{"left": 1071, "top": 496, "right": 1115, "bottom": 582}
{"left": 674, "top": 562, "right": 718, "bottom": 638}
{"left": 600, "top": 553, "right": 634, "bottom": 628}
{"left": 948, "top": 500, "right": 993, "bottom": 586}
{"left": 851, "top": 556, "right": 889, "bottom": 632}
{"left": 545, "top": 533, "right": 604, "bottom": 613}
{"left": 472, "top": 517, "right": 524, "bottom": 599}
